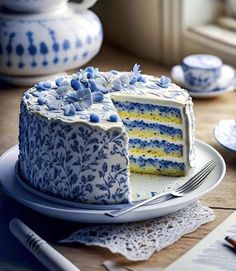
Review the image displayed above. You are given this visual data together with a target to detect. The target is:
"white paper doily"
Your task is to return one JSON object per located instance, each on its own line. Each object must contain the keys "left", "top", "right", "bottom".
{"left": 60, "top": 201, "right": 215, "bottom": 261}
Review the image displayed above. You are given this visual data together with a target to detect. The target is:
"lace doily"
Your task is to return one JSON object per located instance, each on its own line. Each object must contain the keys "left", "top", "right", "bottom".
{"left": 60, "top": 201, "right": 215, "bottom": 261}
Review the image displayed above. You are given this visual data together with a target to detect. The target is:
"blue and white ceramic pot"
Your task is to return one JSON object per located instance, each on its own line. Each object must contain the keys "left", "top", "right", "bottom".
{"left": 0, "top": 0, "right": 68, "bottom": 13}
{"left": 0, "top": 1, "right": 102, "bottom": 83}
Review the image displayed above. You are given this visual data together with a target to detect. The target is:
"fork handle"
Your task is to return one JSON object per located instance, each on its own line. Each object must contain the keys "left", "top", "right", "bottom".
{"left": 104, "top": 192, "right": 173, "bottom": 218}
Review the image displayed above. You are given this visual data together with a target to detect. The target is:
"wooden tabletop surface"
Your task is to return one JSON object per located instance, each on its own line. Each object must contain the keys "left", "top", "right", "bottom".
{"left": 0, "top": 44, "right": 235, "bottom": 271}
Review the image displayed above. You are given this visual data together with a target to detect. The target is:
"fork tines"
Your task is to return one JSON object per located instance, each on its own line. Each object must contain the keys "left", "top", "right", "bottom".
{"left": 177, "top": 160, "right": 217, "bottom": 194}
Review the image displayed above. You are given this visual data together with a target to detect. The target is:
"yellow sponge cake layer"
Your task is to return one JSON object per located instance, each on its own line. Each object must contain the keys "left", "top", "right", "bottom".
{"left": 129, "top": 163, "right": 185, "bottom": 177}
{"left": 127, "top": 129, "right": 182, "bottom": 143}
{"left": 129, "top": 138, "right": 183, "bottom": 158}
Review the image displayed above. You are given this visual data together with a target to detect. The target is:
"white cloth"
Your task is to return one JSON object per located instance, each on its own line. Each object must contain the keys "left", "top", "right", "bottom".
{"left": 60, "top": 201, "right": 215, "bottom": 261}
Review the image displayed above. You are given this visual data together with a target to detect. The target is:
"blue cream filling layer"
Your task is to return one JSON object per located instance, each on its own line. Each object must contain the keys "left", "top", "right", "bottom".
{"left": 130, "top": 155, "right": 185, "bottom": 170}
{"left": 123, "top": 120, "right": 183, "bottom": 139}
{"left": 113, "top": 101, "right": 182, "bottom": 119}
{"left": 129, "top": 139, "right": 183, "bottom": 156}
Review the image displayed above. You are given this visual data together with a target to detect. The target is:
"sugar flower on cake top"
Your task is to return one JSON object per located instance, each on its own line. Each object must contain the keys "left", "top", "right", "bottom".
{"left": 23, "top": 64, "right": 189, "bottom": 122}
{"left": 26, "top": 64, "right": 149, "bottom": 116}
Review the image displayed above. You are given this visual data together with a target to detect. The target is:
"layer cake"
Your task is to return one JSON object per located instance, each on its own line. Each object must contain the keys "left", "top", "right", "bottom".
{"left": 18, "top": 65, "right": 195, "bottom": 204}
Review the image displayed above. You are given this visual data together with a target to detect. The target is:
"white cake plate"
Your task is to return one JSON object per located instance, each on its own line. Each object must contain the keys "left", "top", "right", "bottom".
{"left": 0, "top": 140, "right": 225, "bottom": 223}
{"left": 214, "top": 119, "right": 236, "bottom": 154}
{"left": 171, "top": 64, "right": 236, "bottom": 98}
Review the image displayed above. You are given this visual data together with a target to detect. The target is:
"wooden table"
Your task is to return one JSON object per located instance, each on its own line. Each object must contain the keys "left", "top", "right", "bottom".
{"left": 0, "top": 44, "right": 235, "bottom": 271}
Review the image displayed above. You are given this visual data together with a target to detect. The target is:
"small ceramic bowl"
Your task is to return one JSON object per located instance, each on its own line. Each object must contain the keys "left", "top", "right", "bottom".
{"left": 0, "top": 2, "right": 103, "bottom": 78}
{"left": 182, "top": 54, "right": 222, "bottom": 92}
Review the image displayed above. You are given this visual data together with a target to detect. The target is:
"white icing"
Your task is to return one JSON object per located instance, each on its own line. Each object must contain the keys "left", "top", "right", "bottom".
{"left": 23, "top": 72, "right": 193, "bottom": 131}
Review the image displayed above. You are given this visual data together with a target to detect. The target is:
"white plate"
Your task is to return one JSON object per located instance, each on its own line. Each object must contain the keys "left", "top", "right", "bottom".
{"left": 0, "top": 140, "right": 225, "bottom": 223}
{"left": 171, "top": 64, "right": 236, "bottom": 98}
{"left": 14, "top": 160, "right": 194, "bottom": 211}
{"left": 214, "top": 119, "right": 236, "bottom": 154}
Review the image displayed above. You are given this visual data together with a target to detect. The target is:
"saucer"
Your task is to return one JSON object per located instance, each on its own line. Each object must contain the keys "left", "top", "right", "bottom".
{"left": 171, "top": 64, "right": 236, "bottom": 98}
{"left": 214, "top": 119, "right": 236, "bottom": 153}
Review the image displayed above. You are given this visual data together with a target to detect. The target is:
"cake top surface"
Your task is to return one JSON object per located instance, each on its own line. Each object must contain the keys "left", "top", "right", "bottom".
{"left": 22, "top": 64, "right": 192, "bottom": 129}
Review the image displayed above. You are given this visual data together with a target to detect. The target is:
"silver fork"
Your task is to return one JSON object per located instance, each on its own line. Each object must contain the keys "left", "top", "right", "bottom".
{"left": 105, "top": 160, "right": 216, "bottom": 218}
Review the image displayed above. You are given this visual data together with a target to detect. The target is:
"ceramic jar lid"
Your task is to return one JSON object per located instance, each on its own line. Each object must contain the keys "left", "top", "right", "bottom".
{"left": 0, "top": 0, "right": 97, "bottom": 13}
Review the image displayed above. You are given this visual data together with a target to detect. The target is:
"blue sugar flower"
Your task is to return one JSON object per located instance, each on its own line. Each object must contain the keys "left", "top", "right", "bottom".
{"left": 38, "top": 96, "right": 47, "bottom": 105}
{"left": 119, "top": 75, "right": 130, "bottom": 85}
{"left": 33, "top": 105, "right": 41, "bottom": 112}
{"left": 130, "top": 63, "right": 146, "bottom": 84}
{"left": 24, "top": 92, "right": 30, "bottom": 99}
{"left": 80, "top": 73, "right": 110, "bottom": 93}
{"left": 111, "top": 79, "right": 122, "bottom": 91}
{"left": 47, "top": 100, "right": 63, "bottom": 111}
{"left": 35, "top": 81, "right": 51, "bottom": 91}
{"left": 64, "top": 104, "right": 76, "bottom": 116}
{"left": 129, "top": 76, "right": 137, "bottom": 85}
{"left": 72, "top": 70, "right": 89, "bottom": 87}
{"left": 56, "top": 81, "right": 71, "bottom": 98}
{"left": 90, "top": 113, "right": 100, "bottom": 123}
{"left": 132, "top": 63, "right": 141, "bottom": 75}
{"left": 157, "top": 75, "right": 171, "bottom": 88}
{"left": 55, "top": 77, "right": 64, "bottom": 87}
{"left": 84, "top": 66, "right": 99, "bottom": 79}
{"left": 32, "top": 91, "right": 44, "bottom": 97}
{"left": 92, "top": 91, "right": 104, "bottom": 103}
{"left": 89, "top": 79, "right": 97, "bottom": 92}
{"left": 70, "top": 79, "right": 81, "bottom": 91}
{"left": 109, "top": 114, "right": 119, "bottom": 122}
{"left": 110, "top": 71, "right": 143, "bottom": 92}
{"left": 136, "top": 74, "right": 146, "bottom": 83}
{"left": 93, "top": 77, "right": 109, "bottom": 93}
{"left": 67, "top": 88, "right": 92, "bottom": 111}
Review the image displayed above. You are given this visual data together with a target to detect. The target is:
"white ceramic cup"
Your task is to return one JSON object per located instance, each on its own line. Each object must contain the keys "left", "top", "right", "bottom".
{"left": 181, "top": 54, "right": 223, "bottom": 92}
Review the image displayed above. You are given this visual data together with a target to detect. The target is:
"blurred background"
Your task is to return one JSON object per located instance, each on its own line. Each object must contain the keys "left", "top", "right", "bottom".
{"left": 0, "top": 0, "right": 236, "bottom": 83}
{"left": 92, "top": 0, "right": 236, "bottom": 67}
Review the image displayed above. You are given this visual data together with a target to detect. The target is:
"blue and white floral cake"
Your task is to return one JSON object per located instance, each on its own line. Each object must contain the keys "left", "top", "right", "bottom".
{"left": 19, "top": 65, "right": 196, "bottom": 205}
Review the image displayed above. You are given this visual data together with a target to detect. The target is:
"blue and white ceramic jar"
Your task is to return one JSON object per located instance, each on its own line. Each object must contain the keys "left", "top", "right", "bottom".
{"left": 0, "top": 0, "right": 102, "bottom": 84}
{"left": 0, "top": 0, "right": 68, "bottom": 13}
{"left": 182, "top": 54, "right": 222, "bottom": 92}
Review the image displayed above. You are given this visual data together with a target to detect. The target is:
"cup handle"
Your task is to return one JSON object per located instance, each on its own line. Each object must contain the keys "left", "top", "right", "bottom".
{"left": 76, "top": 0, "right": 98, "bottom": 10}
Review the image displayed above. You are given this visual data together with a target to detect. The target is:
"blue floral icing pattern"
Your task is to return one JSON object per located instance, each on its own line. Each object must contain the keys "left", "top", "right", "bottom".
{"left": 19, "top": 102, "right": 131, "bottom": 205}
